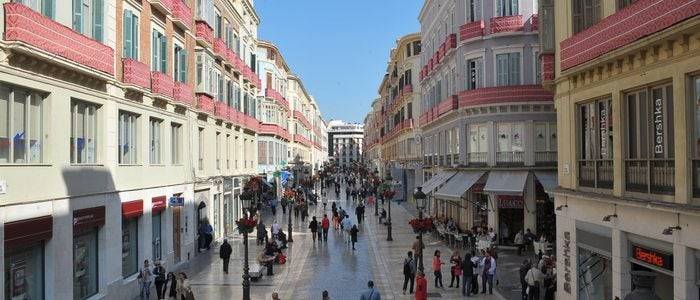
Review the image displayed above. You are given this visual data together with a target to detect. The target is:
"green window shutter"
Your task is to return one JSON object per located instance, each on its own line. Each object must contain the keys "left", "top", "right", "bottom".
{"left": 160, "top": 35, "right": 167, "bottom": 73}
{"left": 509, "top": 53, "right": 520, "bottom": 85}
{"left": 72, "top": 0, "right": 83, "bottom": 33}
{"left": 132, "top": 15, "right": 139, "bottom": 60}
{"left": 511, "top": 0, "right": 519, "bottom": 15}
{"left": 123, "top": 10, "right": 132, "bottom": 59}
{"left": 152, "top": 31, "right": 158, "bottom": 71}
{"left": 93, "top": 0, "right": 104, "bottom": 42}
{"left": 180, "top": 50, "right": 188, "bottom": 82}
{"left": 42, "top": 0, "right": 54, "bottom": 19}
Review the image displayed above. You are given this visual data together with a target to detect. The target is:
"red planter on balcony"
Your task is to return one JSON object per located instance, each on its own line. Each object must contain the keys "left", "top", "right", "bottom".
{"left": 122, "top": 59, "right": 150, "bottom": 89}
{"left": 196, "top": 93, "right": 215, "bottom": 114}
{"left": 460, "top": 21, "right": 485, "bottom": 41}
{"left": 195, "top": 21, "right": 213, "bottom": 45}
{"left": 213, "top": 38, "right": 226, "bottom": 59}
{"left": 214, "top": 101, "right": 228, "bottom": 119}
{"left": 447, "top": 34, "right": 457, "bottom": 50}
{"left": 172, "top": 0, "right": 193, "bottom": 30}
{"left": 403, "top": 84, "right": 413, "bottom": 94}
{"left": 3, "top": 3, "right": 115, "bottom": 76}
{"left": 457, "top": 85, "right": 554, "bottom": 108}
{"left": 560, "top": 0, "right": 699, "bottom": 70}
{"left": 490, "top": 15, "right": 524, "bottom": 34}
{"left": 173, "top": 82, "right": 193, "bottom": 106}
{"left": 151, "top": 71, "right": 174, "bottom": 99}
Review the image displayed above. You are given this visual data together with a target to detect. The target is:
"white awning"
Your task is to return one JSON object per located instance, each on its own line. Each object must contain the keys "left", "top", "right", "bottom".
{"left": 422, "top": 170, "right": 457, "bottom": 194}
{"left": 483, "top": 171, "right": 530, "bottom": 195}
{"left": 435, "top": 171, "right": 486, "bottom": 201}
{"left": 533, "top": 171, "right": 558, "bottom": 192}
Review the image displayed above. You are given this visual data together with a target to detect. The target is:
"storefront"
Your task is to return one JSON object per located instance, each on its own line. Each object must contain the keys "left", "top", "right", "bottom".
{"left": 434, "top": 171, "right": 485, "bottom": 229}
{"left": 420, "top": 170, "right": 457, "bottom": 216}
{"left": 576, "top": 223, "right": 613, "bottom": 300}
{"left": 170, "top": 194, "right": 185, "bottom": 263}
{"left": 73, "top": 206, "right": 105, "bottom": 300}
{"left": 152, "top": 196, "right": 167, "bottom": 262}
{"left": 627, "top": 236, "right": 674, "bottom": 300}
{"left": 484, "top": 171, "right": 531, "bottom": 243}
{"left": 4, "top": 215, "right": 52, "bottom": 300}
{"left": 121, "top": 200, "right": 142, "bottom": 277}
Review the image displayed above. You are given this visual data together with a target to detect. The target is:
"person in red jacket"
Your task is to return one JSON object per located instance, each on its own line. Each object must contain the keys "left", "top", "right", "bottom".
{"left": 321, "top": 214, "right": 331, "bottom": 242}
{"left": 415, "top": 270, "right": 428, "bottom": 300}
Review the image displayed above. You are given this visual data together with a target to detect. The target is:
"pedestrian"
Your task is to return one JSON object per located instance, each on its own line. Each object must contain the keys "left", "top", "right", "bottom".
{"left": 449, "top": 249, "right": 462, "bottom": 288}
{"left": 350, "top": 225, "right": 359, "bottom": 250}
{"left": 321, "top": 214, "right": 331, "bottom": 241}
{"left": 301, "top": 203, "right": 308, "bottom": 222}
{"left": 355, "top": 205, "right": 363, "bottom": 225}
{"left": 432, "top": 250, "right": 444, "bottom": 288}
{"left": 519, "top": 259, "right": 531, "bottom": 300}
{"left": 271, "top": 197, "right": 277, "bottom": 215}
{"left": 137, "top": 259, "right": 152, "bottom": 299}
{"left": 402, "top": 251, "right": 416, "bottom": 294}
{"left": 153, "top": 261, "right": 167, "bottom": 300}
{"left": 342, "top": 215, "right": 353, "bottom": 244}
{"left": 281, "top": 197, "right": 288, "bottom": 214}
{"left": 470, "top": 251, "right": 481, "bottom": 295}
{"left": 515, "top": 230, "right": 525, "bottom": 256}
{"left": 461, "top": 252, "right": 475, "bottom": 296}
{"left": 271, "top": 291, "right": 280, "bottom": 300}
{"left": 525, "top": 262, "right": 544, "bottom": 300}
{"left": 412, "top": 236, "right": 425, "bottom": 266}
{"left": 257, "top": 220, "right": 267, "bottom": 245}
{"left": 481, "top": 250, "right": 496, "bottom": 294}
{"left": 415, "top": 270, "right": 427, "bottom": 300}
{"left": 309, "top": 216, "right": 319, "bottom": 242}
{"left": 166, "top": 272, "right": 178, "bottom": 299}
{"left": 219, "top": 239, "right": 233, "bottom": 274}
{"left": 359, "top": 280, "right": 381, "bottom": 300}
{"left": 322, "top": 290, "right": 330, "bottom": 300}
{"left": 322, "top": 194, "right": 328, "bottom": 210}
{"left": 272, "top": 220, "right": 281, "bottom": 241}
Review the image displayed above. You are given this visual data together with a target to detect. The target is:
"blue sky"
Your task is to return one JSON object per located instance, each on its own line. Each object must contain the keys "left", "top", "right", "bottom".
{"left": 256, "top": 0, "right": 422, "bottom": 123}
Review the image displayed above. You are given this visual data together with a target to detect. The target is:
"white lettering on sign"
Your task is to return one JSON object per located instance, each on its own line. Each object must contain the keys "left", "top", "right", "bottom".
{"left": 563, "top": 231, "right": 572, "bottom": 294}
{"left": 600, "top": 106, "right": 607, "bottom": 157}
{"left": 654, "top": 98, "right": 664, "bottom": 155}
{"left": 73, "top": 214, "right": 94, "bottom": 226}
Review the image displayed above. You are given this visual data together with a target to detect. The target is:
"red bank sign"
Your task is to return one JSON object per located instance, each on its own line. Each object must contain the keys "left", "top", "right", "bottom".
{"left": 632, "top": 245, "right": 673, "bottom": 271}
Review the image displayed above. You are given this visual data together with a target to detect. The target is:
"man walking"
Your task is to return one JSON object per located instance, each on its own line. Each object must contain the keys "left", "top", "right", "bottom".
{"left": 481, "top": 251, "right": 496, "bottom": 294}
{"left": 309, "top": 216, "right": 319, "bottom": 242}
{"left": 360, "top": 280, "right": 381, "bottom": 300}
{"left": 402, "top": 251, "right": 416, "bottom": 294}
{"left": 137, "top": 260, "right": 152, "bottom": 299}
{"left": 219, "top": 239, "right": 233, "bottom": 274}
{"left": 271, "top": 220, "right": 281, "bottom": 241}
{"left": 321, "top": 214, "right": 331, "bottom": 241}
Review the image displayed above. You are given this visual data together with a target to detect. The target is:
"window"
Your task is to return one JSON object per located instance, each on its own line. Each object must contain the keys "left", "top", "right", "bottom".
{"left": 534, "top": 122, "right": 557, "bottom": 152}
{"left": 258, "top": 141, "right": 266, "bottom": 165}
{"left": 70, "top": 100, "right": 98, "bottom": 164}
{"left": 535, "top": 52, "right": 542, "bottom": 84}
{"left": 171, "top": 123, "right": 181, "bottom": 164}
{"left": 73, "top": 229, "right": 98, "bottom": 300}
{"left": 149, "top": 118, "right": 162, "bottom": 164}
{"left": 118, "top": 111, "right": 138, "bottom": 164}
{"left": 572, "top": 0, "right": 601, "bottom": 33}
{"left": 466, "top": 0, "right": 482, "bottom": 22}
{"left": 198, "top": 127, "right": 204, "bottom": 170}
{"left": 72, "top": 0, "right": 104, "bottom": 42}
{"left": 174, "top": 44, "right": 187, "bottom": 83}
{"left": 15, "top": 0, "right": 54, "bottom": 18}
{"left": 121, "top": 217, "right": 138, "bottom": 277}
{"left": 468, "top": 123, "right": 489, "bottom": 160}
{"left": 0, "top": 85, "right": 44, "bottom": 164}
{"left": 466, "top": 57, "right": 483, "bottom": 90}
{"left": 497, "top": 123, "right": 524, "bottom": 152}
{"left": 152, "top": 213, "right": 161, "bottom": 261}
{"left": 226, "top": 134, "right": 230, "bottom": 169}
{"left": 122, "top": 9, "right": 139, "bottom": 59}
{"left": 617, "top": 0, "right": 638, "bottom": 10}
{"left": 215, "top": 12, "right": 222, "bottom": 38}
{"left": 496, "top": 0, "right": 518, "bottom": 17}
{"left": 196, "top": 52, "right": 217, "bottom": 96}
{"left": 152, "top": 29, "right": 167, "bottom": 72}
{"left": 413, "top": 41, "right": 421, "bottom": 54}
{"left": 5, "top": 243, "right": 44, "bottom": 299}
{"left": 496, "top": 52, "right": 520, "bottom": 86}
{"left": 405, "top": 44, "right": 412, "bottom": 58}
{"left": 196, "top": 0, "right": 215, "bottom": 27}
{"left": 215, "top": 131, "right": 221, "bottom": 170}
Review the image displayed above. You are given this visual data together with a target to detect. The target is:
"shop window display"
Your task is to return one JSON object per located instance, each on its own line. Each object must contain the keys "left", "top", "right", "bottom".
{"left": 5, "top": 243, "right": 44, "bottom": 300}
{"left": 73, "top": 229, "right": 98, "bottom": 300}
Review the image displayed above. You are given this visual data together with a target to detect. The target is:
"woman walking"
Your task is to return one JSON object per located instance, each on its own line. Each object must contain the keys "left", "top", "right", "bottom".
{"left": 350, "top": 225, "right": 359, "bottom": 250}
{"left": 432, "top": 250, "right": 444, "bottom": 289}
{"left": 449, "top": 250, "right": 462, "bottom": 288}
{"left": 309, "top": 217, "right": 319, "bottom": 242}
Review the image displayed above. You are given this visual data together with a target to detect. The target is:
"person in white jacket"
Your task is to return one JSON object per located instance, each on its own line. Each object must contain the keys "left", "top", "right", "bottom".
{"left": 525, "top": 265, "right": 544, "bottom": 300}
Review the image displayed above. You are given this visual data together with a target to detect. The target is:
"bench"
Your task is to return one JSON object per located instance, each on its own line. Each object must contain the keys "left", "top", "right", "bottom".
{"left": 249, "top": 264, "right": 264, "bottom": 281}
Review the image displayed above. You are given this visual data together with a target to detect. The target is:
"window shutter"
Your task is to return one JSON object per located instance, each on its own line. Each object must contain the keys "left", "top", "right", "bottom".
{"left": 133, "top": 15, "right": 139, "bottom": 60}
{"left": 474, "top": 0, "right": 482, "bottom": 21}
{"left": 152, "top": 31, "right": 158, "bottom": 71}
{"left": 42, "top": 0, "right": 54, "bottom": 19}
{"left": 93, "top": 0, "right": 104, "bottom": 42}
{"left": 509, "top": 53, "right": 520, "bottom": 85}
{"left": 511, "top": 0, "right": 519, "bottom": 15}
{"left": 476, "top": 58, "right": 484, "bottom": 88}
{"left": 123, "top": 10, "right": 132, "bottom": 59}
{"left": 160, "top": 35, "right": 167, "bottom": 73}
{"left": 496, "top": 0, "right": 502, "bottom": 17}
{"left": 72, "top": 0, "right": 83, "bottom": 33}
{"left": 180, "top": 50, "right": 188, "bottom": 82}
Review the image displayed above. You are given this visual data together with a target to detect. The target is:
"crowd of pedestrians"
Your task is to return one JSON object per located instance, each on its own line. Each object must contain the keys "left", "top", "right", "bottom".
{"left": 136, "top": 259, "right": 194, "bottom": 300}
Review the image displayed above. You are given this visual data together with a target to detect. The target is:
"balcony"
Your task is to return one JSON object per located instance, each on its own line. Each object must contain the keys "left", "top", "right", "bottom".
{"left": 227, "top": 107, "right": 240, "bottom": 124}
{"left": 529, "top": 14, "right": 538, "bottom": 31}
{"left": 578, "top": 159, "right": 613, "bottom": 189}
{"left": 214, "top": 101, "right": 229, "bottom": 120}
{"left": 172, "top": 0, "right": 193, "bottom": 31}
{"left": 265, "top": 88, "right": 289, "bottom": 110}
{"left": 195, "top": 21, "right": 213, "bottom": 46}
{"left": 490, "top": 15, "right": 524, "bottom": 34}
{"left": 173, "top": 82, "right": 194, "bottom": 106}
{"left": 467, "top": 152, "right": 488, "bottom": 166}
{"left": 149, "top": 0, "right": 174, "bottom": 15}
{"left": 446, "top": 33, "right": 457, "bottom": 52}
{"left": 458, "top": 85, "right": 553, "bottom": 108}
{"left": 402, "top": 84, "right": 413, "bottom": 94}
{"left": 294, "top": 134, "right": 311, "bottom": 147}
{"left": 560, "top": 0, "right": 697, "bottom": 70}
{"left": 213, "top": 38, "right": 226, "bottom": 60}
{"left": 196, "top": 93, "right": 215, "bottom": 114}
{"left": 460, "top": 20, "right": 485, "bottom": 41}
{"left": 534, "top": 151, "right": 557, "bottom": 166}
{"left": 3, "top": 3, "right": 115, "bottom": 76}
{"left": 496, "top": 151, "right": 525, "bottom": 166}
{"left": 122, "top": 59, "right": 150, "bottom": 90}
{"left": 293, "top": 110, "right": 312, "bottom": 129}
{"left": 625, "top": 159, "right": 674, "bottom": 195}
{"left": 151, "top": 71, "right": 174, "bottom": 99}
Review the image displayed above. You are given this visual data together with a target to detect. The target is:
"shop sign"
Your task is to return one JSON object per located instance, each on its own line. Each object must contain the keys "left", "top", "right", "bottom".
{"left": 169, "top": 196, "right": 185, "bottom": 207}
{"left": 632, "top": 244, "right": 673, "bottom": 271}
{"left": 562, "top": 231, "right": 572, "bottom": 294}
{"left": 73, "top": 206, "right": 105, "bottom": 230}
{"left": 498, "top": 195, "right": 523, "bottom": 209}
{"left": 653, "top": 98, "right": 664, "bottom": 156}
{"left": 599, "top": 104, "right": 608, "bottom": 157}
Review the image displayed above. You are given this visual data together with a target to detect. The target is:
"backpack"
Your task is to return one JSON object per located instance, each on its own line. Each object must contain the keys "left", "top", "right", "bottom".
{"left": 403, "top": 258, "right": 413, "bottom": 275}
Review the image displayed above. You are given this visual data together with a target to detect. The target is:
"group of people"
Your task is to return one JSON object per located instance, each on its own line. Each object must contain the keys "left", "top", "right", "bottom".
{"left": 136, "top": 259, "right": 193, "bottom": 300}
{"left": 519, "top": 256, "right": 556, "bottom": 300}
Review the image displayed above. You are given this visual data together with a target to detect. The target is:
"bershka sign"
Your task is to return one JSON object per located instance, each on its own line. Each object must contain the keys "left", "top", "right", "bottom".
{"left": 632, "top": 244, "right": 673, "bottom": 271}
{"left": 653, "top": 97, "right": 664, "bottom": 156}
{"left": 562, "top": 231, "right": 572, "bottom": 294}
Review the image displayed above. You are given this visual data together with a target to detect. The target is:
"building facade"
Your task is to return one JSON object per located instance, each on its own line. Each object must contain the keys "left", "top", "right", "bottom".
{"left": 0, "top": 0, "right": 324, "bottom": 299}
{"left": 414, "top": 0, "right": 556, "bottom": 243}
{"left": 545, "top": 0, "right": 700, "bottom": 299}
{"left": 328, "top": 120, "right": 364, "bottom": 168}
{"left": 287, "top": 75, "right": 325, "bottom": 171}
{"left": 364, "top": 98, "right": 383, "bottom": 173}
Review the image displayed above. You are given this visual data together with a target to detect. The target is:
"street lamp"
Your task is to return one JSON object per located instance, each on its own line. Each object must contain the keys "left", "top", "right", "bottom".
{"left": 373, "top": 170, "right": 379, "bottom": 216}
{"left": 414, "top": 187, "right": 427, "bottom": 271}
{"left": 383, "top": 174, "right": 394, "bottom": 241}
{"left": 287, "top": 191, "right": 295, "bottom": 243}
{"left": 240, "top": 195, "right": 254, "bottom": 300}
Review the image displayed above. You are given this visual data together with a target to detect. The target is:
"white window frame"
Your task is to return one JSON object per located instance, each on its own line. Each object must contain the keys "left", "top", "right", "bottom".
{"left": 70, "top": 99, "right": 99, "bottom": 164}
{"left": 0, "top": 84, "right": 45, "bottom": 164}
{"left": 149, "top": 118, "right": 162, "bottom": 165}
{"left": 151, "top": 23, "right": 167, "bottom": 73}
{"left": 171, "top": 122, "right": 181, "bottom": 165}
{"left": 118, "top": 111, "right": 139, "bottom": 164}
{"left": 492, "top": 46, "right": 524, "bottom": 87}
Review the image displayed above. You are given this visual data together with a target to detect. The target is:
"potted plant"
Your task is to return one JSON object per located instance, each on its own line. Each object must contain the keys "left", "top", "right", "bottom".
{"left": 408, "top": 217, "right": 434, "bottom": 234}
{"left": 235, "top": 217, "right": 257, "bottom": 234}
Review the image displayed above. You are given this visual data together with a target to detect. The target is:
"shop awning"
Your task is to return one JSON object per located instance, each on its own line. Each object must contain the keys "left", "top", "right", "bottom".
{"left": 435, "top": 171, "right": 485, "bottom": 200}
{"left": 122, "top": 200, "right": 144, "bottom": 219}
{"left": 484, "top": 171, "right": 530, "bottom": 195}
{"left": 533, "top": 171, "right": 558, "bottom": 192}
{"left": 421, "top": 170, "right": 457, "bottom": 194}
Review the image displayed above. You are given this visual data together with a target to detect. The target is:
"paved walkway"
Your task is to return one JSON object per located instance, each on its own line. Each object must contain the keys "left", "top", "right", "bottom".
{"left": 174, "top": 183, "right": 512, "bottom": 299}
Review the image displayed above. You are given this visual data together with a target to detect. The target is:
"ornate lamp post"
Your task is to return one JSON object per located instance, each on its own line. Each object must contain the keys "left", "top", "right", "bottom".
{"left": 287, "top": 192, "right": 294, "bottom": 243}
{"left": 414, "top": 187, "right": 427, "bottom": 271}
{"left": 373, "top": 170, "right": 380, "bottom": 216}
{"left": 382, "top": 174, "right": 395, "bottom": 241}
{"left": 239, "top": 195, "right": 254, "bottom": 300}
